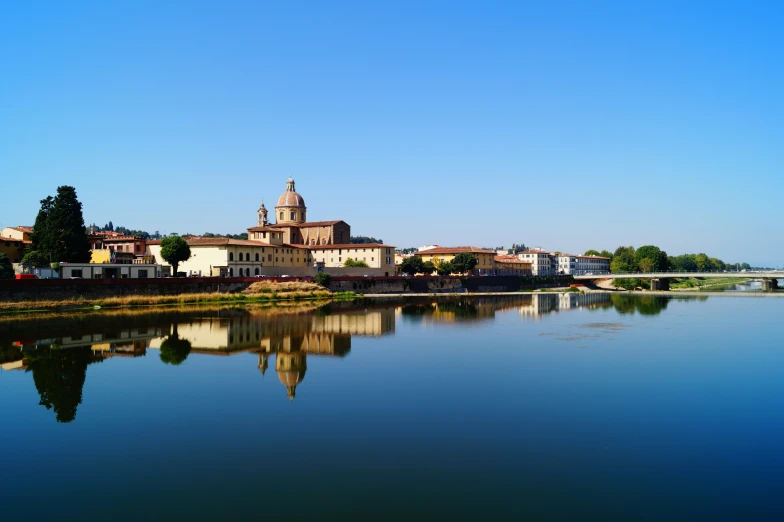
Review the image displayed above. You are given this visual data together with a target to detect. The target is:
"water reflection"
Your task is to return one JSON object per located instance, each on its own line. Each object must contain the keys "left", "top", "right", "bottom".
{"left": 1, "top": 292, "right": 677, "bottom": 420}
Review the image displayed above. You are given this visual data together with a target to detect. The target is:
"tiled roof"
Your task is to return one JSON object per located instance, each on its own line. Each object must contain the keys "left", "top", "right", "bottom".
{"left": 247, "top": 226, "right": 284, "bottom": 232}
{"left": 416, "top": 246, "right": 496, "bottom": 255}
{"left": 494, "top": 255, "right": 531, "bottom": 264}
{"left": 307, "top": 243, "right": 393, "bottom": 250}
{"left": 11, "top": 226, "right": 34, "bottom": 233}
{"left": 148, "top": 238, "right": 269, "bottom": 247}
{"left": 0, "top": 235, "right": 24, "bottom": 243}
{"left": 269, "top": 220, "right": 345, "bottom": 228}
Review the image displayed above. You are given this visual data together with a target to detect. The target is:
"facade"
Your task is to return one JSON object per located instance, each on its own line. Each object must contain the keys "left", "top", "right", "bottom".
{"left": 148, "top": 238, "right": 312, "bottom": 277}
{"left": 59, "top": 263, "right": 161, "bottom": 279}
{"left": 493, "top": 255, "right": 533, "bottom": 275}
{"left": 556, "top": 254, "right": 611, "bottom": 275}
{"left": 517, "top": 249, "right": 557, "bottom": 276}
{"left": 415, "top": 246, "right": 497, "bottom": 275}
{"left": 309, "top": 244, "right": 396, "bottom": 274}
{"left": 0, "top": 235, "right": 27, "bottom": 263}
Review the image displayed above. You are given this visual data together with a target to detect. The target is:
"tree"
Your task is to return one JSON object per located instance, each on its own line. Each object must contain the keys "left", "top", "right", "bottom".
{"left": 436, "top": 260, "right": 455, "bottom": 276}
{"left": 584, "top": 249, "right": 602, "bottom": 257}
{"left": 451, "top": 252, "right": 478, "bottom": 274}
{"left": 422, "top": 261, "right": 436, "bottom": 275}
{"left": 343, "top": 258, "right": 369, "bottom": 268}
{"left": 108, "top": 221, "right": 114, "bottom": 231}
{"left": 638, "top": 258, "right": 654, "bottom": 273}
{"left": 21, "top": 251, "right": 49, "bottom": 268}
{"left": 31, "top": 196, "right": 55, "bottom": 256}
{"left": 610, "top": 246, "right": 638, "bottom": 290}
{"left": 160, "top": 236, "right": 192, "bottom": 274}
{"left": 350, "top": 236, "right": 383, "bottom": 244}
{"left": 400, "top": 256, "right": 425, "bottom": 276}
{"left": 741, "top": 263, "right": 751, "bottom": 270}
{"left": 314, "top": 271, "right": 331, "bottom": 287}
{"left": 634, "top": 245, "right": 669, "bottom": 272}
{"left": 695, "top": 253, "right": 712, "bottom": 272}
{"left": 0, "top": 254, "right": 14, "bottom": 279}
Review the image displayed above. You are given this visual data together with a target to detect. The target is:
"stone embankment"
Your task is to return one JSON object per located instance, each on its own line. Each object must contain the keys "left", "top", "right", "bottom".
{"left": 0, "top": 275, "right": 576, "bottom": 303}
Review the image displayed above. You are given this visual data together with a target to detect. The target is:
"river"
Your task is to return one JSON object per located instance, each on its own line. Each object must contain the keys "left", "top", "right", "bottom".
{"left": 1, "top": 294, "right": 783, "bottom": 520}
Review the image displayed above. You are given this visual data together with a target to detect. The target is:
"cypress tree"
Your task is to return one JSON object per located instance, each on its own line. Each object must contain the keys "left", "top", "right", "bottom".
{"left": 31, "top": 196, "right": 55, "bottom": 258}
{"left": 48, "top": 186, "right": 91, "bottom": 263}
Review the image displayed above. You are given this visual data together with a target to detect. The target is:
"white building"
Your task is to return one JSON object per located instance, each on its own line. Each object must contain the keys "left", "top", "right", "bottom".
{"left": 517, "top": 249, "right": 557, "bottom": 276}
{"left": 556, "top": 254, "right": 611, "bottom": 275}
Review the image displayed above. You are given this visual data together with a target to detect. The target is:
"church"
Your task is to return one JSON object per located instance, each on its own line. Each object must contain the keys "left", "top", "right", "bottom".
{"left": 247, "top": 177, "right": 351, "bottom": 246}
{"left": 149, "top": 177, "right": 395, "bottom": 277}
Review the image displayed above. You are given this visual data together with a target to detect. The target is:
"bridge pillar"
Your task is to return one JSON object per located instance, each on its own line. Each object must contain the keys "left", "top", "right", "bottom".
{"left": 650, "top": 278, "right": 670, "bottom": 291}
{"left": 762, "top": 278, "right": 779, "bottom": 291}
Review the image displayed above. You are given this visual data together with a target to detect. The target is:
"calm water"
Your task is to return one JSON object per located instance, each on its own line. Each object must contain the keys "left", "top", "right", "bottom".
{"left": 2, "top": 294, "right": 784, "bottom": 521}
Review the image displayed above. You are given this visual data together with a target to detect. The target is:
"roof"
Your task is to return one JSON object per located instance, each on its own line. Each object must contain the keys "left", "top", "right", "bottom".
{"left": 307, "top": 243, "right": 393, "bottom": 250}
{"left": 415, "top": 246, "right": 496, "bottom": 255}
{"left": 100, "top": 236, "right": 144, "bottom": 242}
{"left": 10, "top": 226, "right": 33, "bottom": 233}
{"left": 0, "top": 235, "right": 24, "bottom": 243}
{"left": 494, "top": 255, "right": 531, "bottom": 264}
{"left": 148, "top": 238, "right": 270, "bottom": 247}
{"left": 558, "top": 254, "right": 611, "bottom": 260}
{"left": 247, "top": 226, "right": 285, "bottom": 233}
{"left": 519, "top": 249, "right": 554, "bottom": 255}
{"left": 269, "top": 220, "right": 345, "bottom": 228}
{"left": 276, "top": 191, "right": 306, "bottom": 208}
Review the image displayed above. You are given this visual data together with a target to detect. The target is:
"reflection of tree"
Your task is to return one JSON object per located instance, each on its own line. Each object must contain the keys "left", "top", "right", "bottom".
{"left": 25, "top": 347, "right": 102, "bottom": 423}
{"left": 159, "top": 324, "right": 192, "bottom": 365}
{"left": 610, "top": 294, "right": 669, "bottom": 316}
{"left": 0, "top": 340, "right": 23, "bottom": 363}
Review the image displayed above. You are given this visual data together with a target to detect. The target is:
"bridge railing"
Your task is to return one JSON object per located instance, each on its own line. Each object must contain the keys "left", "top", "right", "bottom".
{"left": 575, "top": 270, "right": 781, "bottom": 276}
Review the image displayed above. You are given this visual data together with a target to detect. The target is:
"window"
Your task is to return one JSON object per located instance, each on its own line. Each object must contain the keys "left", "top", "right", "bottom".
{"left": 228, "top": 268, "right": 233, "bottom": 276}
{"left": 280, "top": 212, "right": 283, "bottom": 220}
{"left": 72, "top": 269, "right": 83, "bottom": 278}
{"left": 371, "top": 257, "right": 374, "bottom": 261}
{"left": 290, "top": 211, "right": 295, "bottom": 220}
{"left": 386, "top": 256, "right": 391, "bottom": 264}
{"left": 275, "top": 257, "right": 278, "bottom": 262}
{"left": 246, "top": 268, "right": 250, "bottom": 276}
{"left": 262, "top": 232, "right": 266, "bottom": 239}
{"left": 255, "top": 253, "right": 259, "bottom": 261}
{"left": 239, "top": 253, "right": 243, "bottom": 261}
{"left": 268, "top": 254, "right": 272, "bottom": 261}
{"left": 229, "top": 252, "right": 234, "bottom": 261}
{"left": 137, "top": 269, "right": 149, "bottom": 278}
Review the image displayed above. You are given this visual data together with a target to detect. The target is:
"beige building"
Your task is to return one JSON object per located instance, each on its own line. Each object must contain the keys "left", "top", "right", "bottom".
{"left": 310, "top": 243, "right": 395, "bottom": 274}
{"left": 415, "top": 246, "right": 497, "bottom": 275}
{"left": 493, "top": 255, "right": 533, "bottom": 275}
{"left": 1, "top": 226, "right": 33, "bottom": 242}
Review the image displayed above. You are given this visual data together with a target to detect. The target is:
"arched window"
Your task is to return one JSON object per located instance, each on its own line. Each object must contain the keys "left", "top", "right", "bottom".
{"left": 255, "top": 268, "right": 259, "bottom": 275}
{"left": 247, "top": 252, "right": 251, "bottom": 261}
{"left": 229, "top": 252, "right": 234, "bottom": 261}
{"left": 245, "top": 268, "right": 250, "bottom": 276}
{"left": 229, "top": 268, "right": 233, "bottom": 276}
{"left": 290, "top": 211, "right": 295, "bottom": 220}
{"left": 280, "top": 212, "right": 284, "bottom": 221}
{"left": 255, "top": 253, "right": 259, "bottom": 261}
{"left": 238, "top": 252, "right": 243, "bottom": 261}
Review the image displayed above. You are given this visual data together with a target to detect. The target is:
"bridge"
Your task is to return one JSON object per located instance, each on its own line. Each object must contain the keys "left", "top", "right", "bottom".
{"left": 573, "top": 271, "right": 783, "bottom": 291}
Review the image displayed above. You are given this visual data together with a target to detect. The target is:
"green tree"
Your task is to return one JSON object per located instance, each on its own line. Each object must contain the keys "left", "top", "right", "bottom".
{"left": 350, "top": 236, "right": 383, "bottom": 244}
{"left": 638, "top": 257, "right": 654, "bottom": 272}
{"left": 610, "top": 246, "right": 638, "bottom": 290}
{"left": 422, "top": 261, "right": 436, "bottom": 275}
{"left": 695, "top": 253, "right": 712, "bottom": 272}
{"left": 21, "top": 250, "right": 49, "bottom": 268}
{"left": 709, "top": 258, "right": 725, "bottom": 271}
{"left": 343, "top": 258, "right": 369, "bottom": 268}
{"left": 436, "top": 260, "right": 455, "bottom": 276}
{"left": 451, "top": 252, "right": 478, "bottom": 274}
{"left": 48, "top": 186, "right": 91, "bottom": 263}
{"left": 0, "top": 253, "right": 14, "bottom": 279}
{"left": 741, "top": 263, "right": 751, "bottom": 270}
{"left": 31, "top": 196, "right": 55, "bottom": 256}
{"left": 400, "top": 256, "right": 425, "bottom": 276}
{"left": 160, "top": 236, "right": 192, "bottom": 274}
{"left": 314, "top": 271, "right": 331, "bottom": 287}
{"left": 634, "top": 245, "right": 669, "bottom": 272}
{"left": 159, "top": 326, "right": 192, "bottom": 365}
{"left": 584, "top": 249, "right": 601, "bottom": 256}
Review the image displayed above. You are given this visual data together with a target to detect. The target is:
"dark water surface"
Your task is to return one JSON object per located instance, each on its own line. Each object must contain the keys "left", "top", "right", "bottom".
{"left": 2, "top": 294, "right": 783, "bottom": 521}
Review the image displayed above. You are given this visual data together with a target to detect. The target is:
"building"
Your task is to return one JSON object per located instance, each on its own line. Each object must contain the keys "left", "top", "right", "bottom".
{"left": 88, "top": 232, "right": 152, "bottom": 264}
{"left": 0, "top": 235, "right": 27, "bottom": 263}
{"left": 1, "top": 226, "right": 33, "bottom": 242}
{"left": 493, "top": 255, "right": 533, "bottom": 275}
{"left": 415, "top": 246, "right": 497, "bottom": 275}
{"left": 309, "top": 244, "right": 395, "bottom": 273}
{"left": 59, "top": 263, "right": 161, "bottom": 279}
{"left": 517, "top": 249, "right": 558, "bottom": 276}
{"left": 556, "top": 254, "right": 611, "bottom": 275}
{"left": 149, "top": 177, "right": 393, "bottom": 277}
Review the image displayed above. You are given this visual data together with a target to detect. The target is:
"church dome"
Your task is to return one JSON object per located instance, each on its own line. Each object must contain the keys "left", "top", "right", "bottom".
{"left": 277, "top": 177, "right": 305, "bottom": 208}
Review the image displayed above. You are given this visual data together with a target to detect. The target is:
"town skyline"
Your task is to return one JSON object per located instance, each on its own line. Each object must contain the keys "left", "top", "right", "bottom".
{"left": 2, "top": 2, "right": 783, "bottom": 266}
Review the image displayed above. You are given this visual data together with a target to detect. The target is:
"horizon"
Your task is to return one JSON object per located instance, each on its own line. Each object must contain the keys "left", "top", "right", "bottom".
{"left": 2, "top": 1, "right": 782, "bottom": 266}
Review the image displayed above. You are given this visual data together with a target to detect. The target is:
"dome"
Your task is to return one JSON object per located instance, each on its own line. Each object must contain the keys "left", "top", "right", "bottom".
{"left": 276, "top": 177, "right": 306, "bottom": 208}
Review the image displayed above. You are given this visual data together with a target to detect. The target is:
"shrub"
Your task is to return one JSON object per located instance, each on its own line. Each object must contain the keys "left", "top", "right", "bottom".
{"left": 314, "top": 272, "right": 332, "bottom": 287}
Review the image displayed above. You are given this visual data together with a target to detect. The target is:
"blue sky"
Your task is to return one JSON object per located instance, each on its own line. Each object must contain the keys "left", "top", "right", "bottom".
{"left": 1, "top": 1, "right": 782, "bottom": 265}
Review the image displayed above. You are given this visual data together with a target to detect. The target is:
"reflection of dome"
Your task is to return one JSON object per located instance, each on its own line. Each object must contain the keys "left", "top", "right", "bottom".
{"left": 277, "top": 177, "right": 305, "bottom": 208}
{"left": 276, "top": 352, "right": 307, "bottom": 400}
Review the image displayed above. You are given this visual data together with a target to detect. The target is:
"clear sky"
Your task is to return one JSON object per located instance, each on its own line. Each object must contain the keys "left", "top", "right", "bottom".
{"left": 1, "top": 1, "right": 782, "bottom": 266}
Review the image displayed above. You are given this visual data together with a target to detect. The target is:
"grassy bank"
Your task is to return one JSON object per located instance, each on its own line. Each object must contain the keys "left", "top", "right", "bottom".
{"left": 670, "top": 277, "right": 749, "bottom": 290}
{"left": 0, "top": 281, "right": 354, "bottom": 315}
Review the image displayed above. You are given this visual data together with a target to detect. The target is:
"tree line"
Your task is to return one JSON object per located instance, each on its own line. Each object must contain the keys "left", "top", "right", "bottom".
{"left": 399, "top": 252, "right": 478, "bottom": 276}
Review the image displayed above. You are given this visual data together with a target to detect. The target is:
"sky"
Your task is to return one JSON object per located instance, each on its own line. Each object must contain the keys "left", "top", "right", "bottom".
{"left": 1, "top": 1, "right": 782, "bottom": 266}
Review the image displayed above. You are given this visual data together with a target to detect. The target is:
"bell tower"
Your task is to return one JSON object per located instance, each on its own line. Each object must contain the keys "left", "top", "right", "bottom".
{"left": 257, "top": 201, "right": 268, "bottom": 227}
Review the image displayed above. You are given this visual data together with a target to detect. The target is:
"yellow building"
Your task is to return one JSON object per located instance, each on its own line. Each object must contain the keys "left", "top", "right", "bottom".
{"left": 415, "top": 246, "right": 497, "bottom": 275}
{"left": 493, "top": 255, "right": 533, "bottom": 275}
{"left": 0, "top": 235, "right": 27, "bottom": 263}
{"left": 0, "top": 226, "right": 33, "bottom": 242}
{"left": 310, "top": 243, "right": 396, "bottom": 275}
